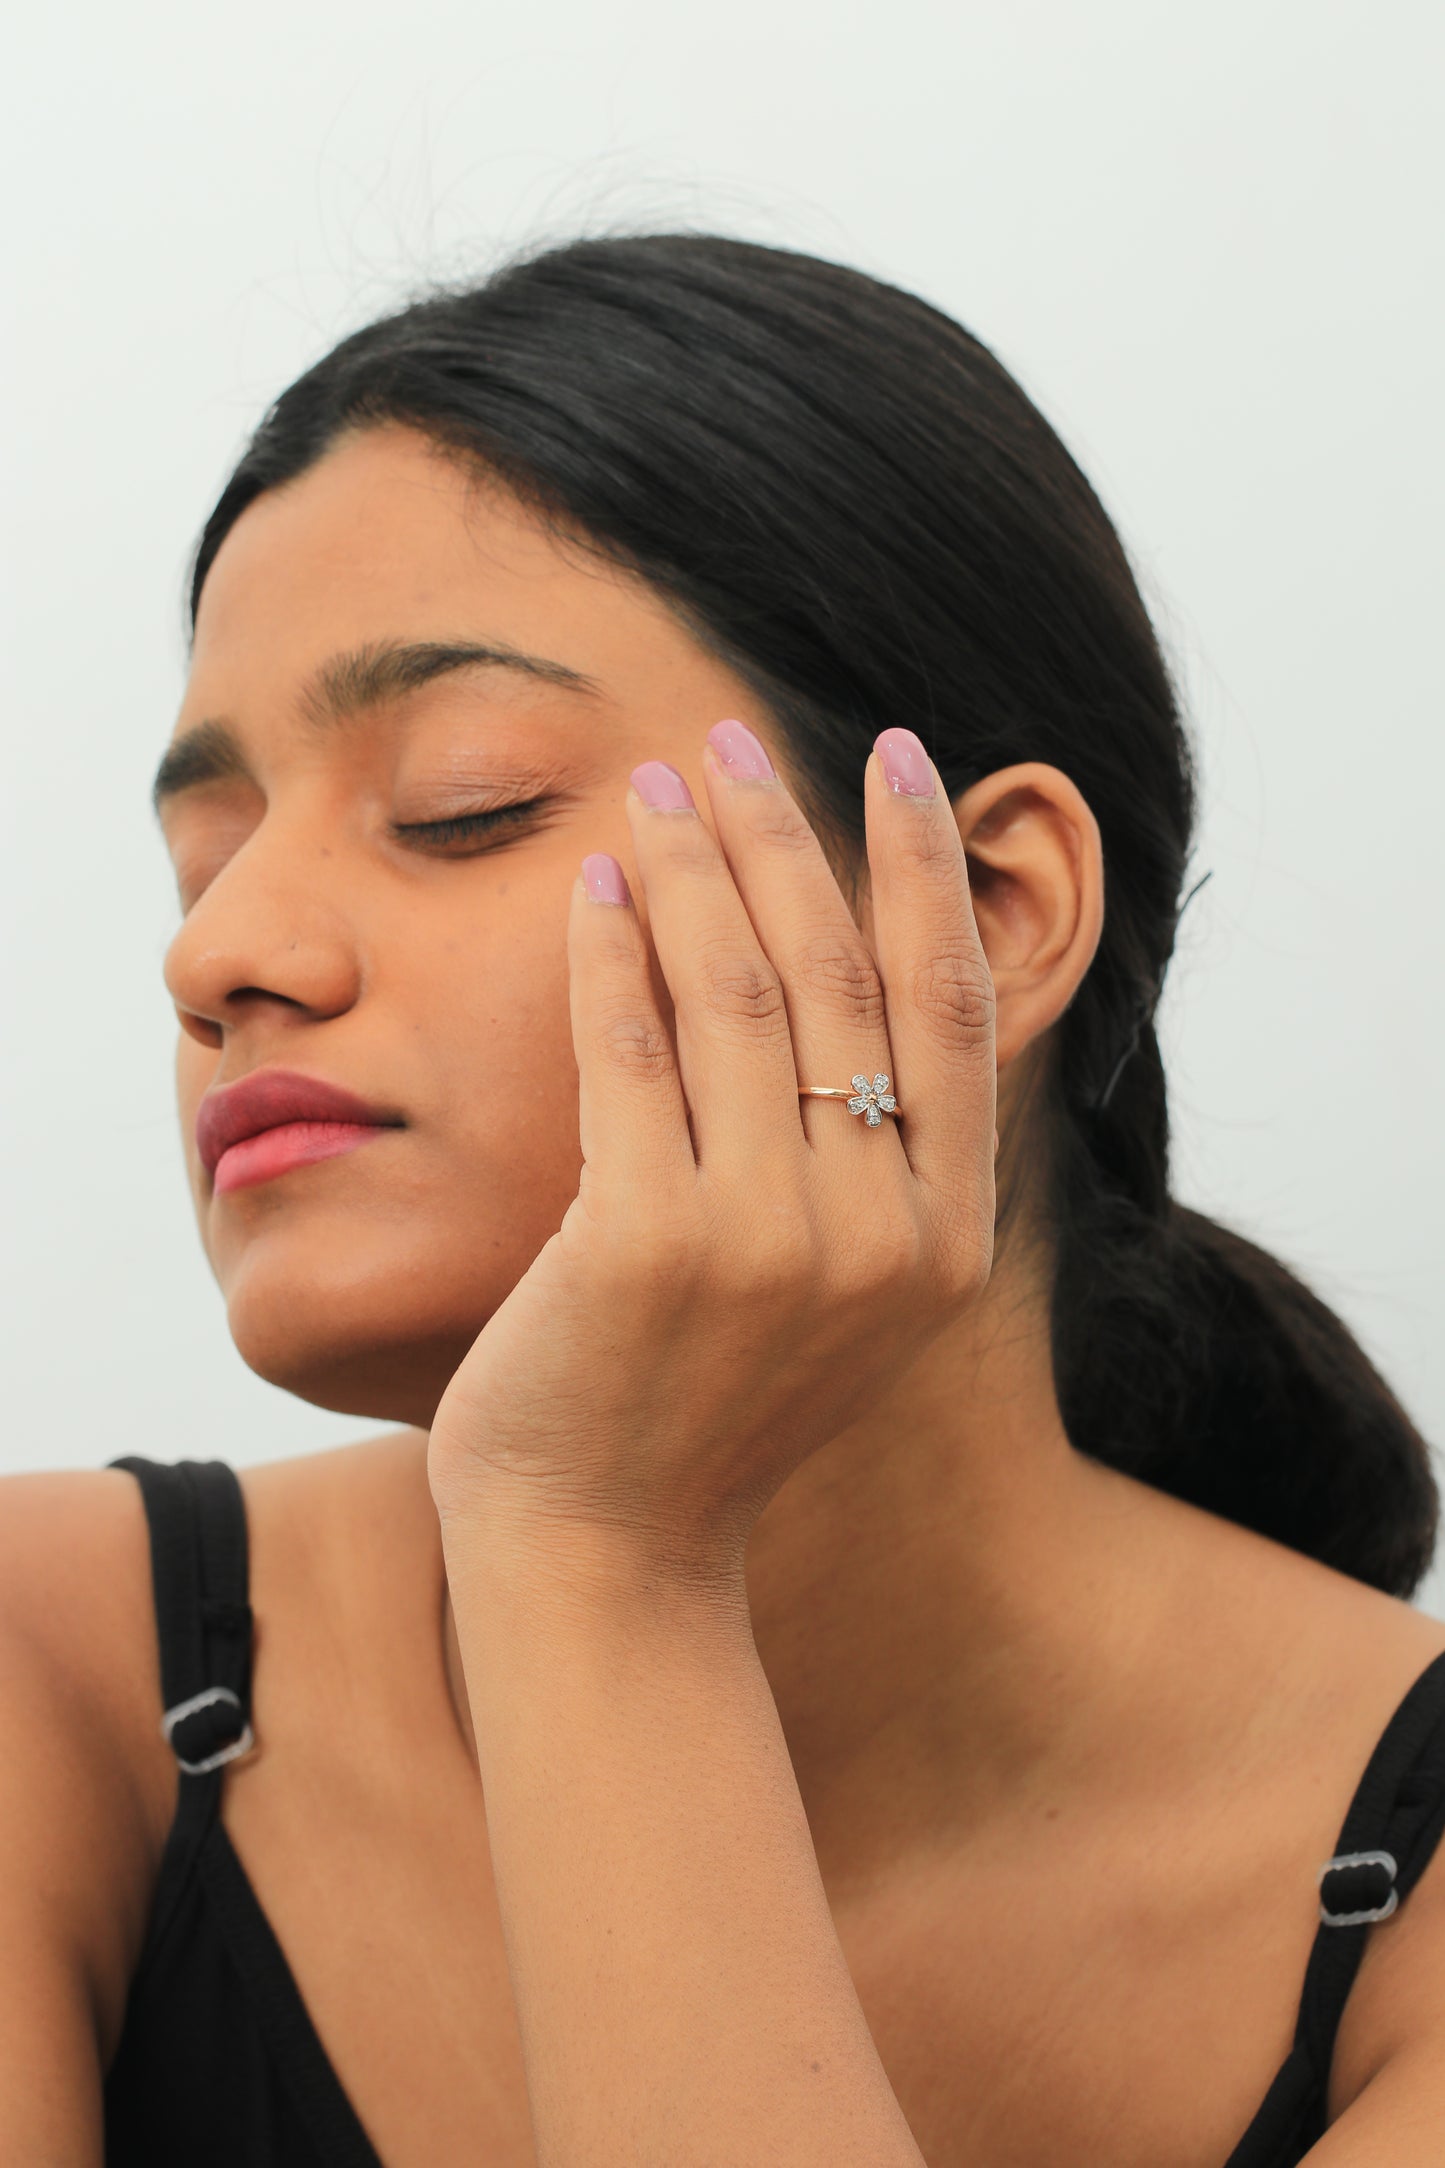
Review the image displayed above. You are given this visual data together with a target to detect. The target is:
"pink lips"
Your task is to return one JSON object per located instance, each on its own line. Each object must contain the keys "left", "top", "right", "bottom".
{"left": 195, "top": 1068, "right": 403, "bottom": 1196}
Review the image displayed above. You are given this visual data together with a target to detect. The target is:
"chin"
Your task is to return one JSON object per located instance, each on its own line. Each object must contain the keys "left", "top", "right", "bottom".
{"left": 219, "top": 1238, "right": 513, "bottom": 1429}
{"left": 237, "top": 1334, "right": 471, "bottom": 1429}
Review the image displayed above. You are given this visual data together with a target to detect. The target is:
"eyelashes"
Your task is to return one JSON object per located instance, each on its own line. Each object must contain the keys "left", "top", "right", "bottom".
{"left": 390, "top": 799, "right": 550, "bottom": 852}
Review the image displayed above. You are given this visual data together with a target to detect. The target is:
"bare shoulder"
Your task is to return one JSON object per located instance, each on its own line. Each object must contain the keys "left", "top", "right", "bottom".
{"left": 1318, "top": 1574, "right": 1445, "bottom": 2130}
{"left": 1206, "top": 1517, "right": 1445, "bottom": 2137}
{"left": 0, "top": 1430, "right": 430, "bottom": 1761}
{"left": 0, "top": 1464, "right": 172, "bottom": 2144}
{"left": 0, "top": 1434, "right": 425, "bottom": 2069}
{"left": 0, "top": 1463, "right": 157, "bottom": 1684}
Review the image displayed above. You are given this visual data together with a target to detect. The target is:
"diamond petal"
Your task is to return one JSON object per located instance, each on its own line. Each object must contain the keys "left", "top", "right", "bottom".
{"left": 864, "top": 1104, "right": 883, "bottom": 1126}
{"left": 873, "top": 1074, "right": 890, "bottom": 1094}
{"left": 847, "top": 1096, "right": 870, "bottom": 1115}
{"left": 877, "top": 1094, "right": 897, "bottom": 1113}
{"left": 851, "top": 1073, "right": 871, "bottom": 1094}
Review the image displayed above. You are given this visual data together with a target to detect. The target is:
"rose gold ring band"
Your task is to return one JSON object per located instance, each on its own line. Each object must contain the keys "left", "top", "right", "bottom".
{"left": 797, "top": 1073, "right": 902, "bottom": 1128}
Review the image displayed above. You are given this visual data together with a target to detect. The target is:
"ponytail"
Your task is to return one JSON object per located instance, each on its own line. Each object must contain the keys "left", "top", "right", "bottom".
{"left": 1053, "top": 1017, "right": 1437, "bottom": 1596}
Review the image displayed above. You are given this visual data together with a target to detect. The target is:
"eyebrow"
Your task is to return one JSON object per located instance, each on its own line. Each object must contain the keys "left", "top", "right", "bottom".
{"left": 151, "top": 637, "right": 601, "bottom": 817}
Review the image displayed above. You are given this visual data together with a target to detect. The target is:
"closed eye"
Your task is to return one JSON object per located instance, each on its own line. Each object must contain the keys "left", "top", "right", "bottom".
{"left": 391, "top": 800, "right": 551, "bottom": 852}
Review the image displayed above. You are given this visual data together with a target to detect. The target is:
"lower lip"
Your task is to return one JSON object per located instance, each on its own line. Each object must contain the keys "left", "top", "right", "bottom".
{"left": 212, "top": 1120, "right": 392, "bottom": 1195}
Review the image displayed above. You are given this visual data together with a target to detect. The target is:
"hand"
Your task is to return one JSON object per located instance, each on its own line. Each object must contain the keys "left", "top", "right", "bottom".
{"left": 427, "top": 720, "right": 997, "bottom": 1581}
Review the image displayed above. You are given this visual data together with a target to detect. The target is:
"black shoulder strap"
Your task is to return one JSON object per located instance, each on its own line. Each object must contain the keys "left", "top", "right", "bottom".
{"left": 1298, "top": 1649, "right": 1445, "bottom": 2058}
{"left": 109, "top": 1456, "right": 255, "bottom": 1778}
{"left": 1225, "top": 1648, "right": 1445, "bottom": 2164}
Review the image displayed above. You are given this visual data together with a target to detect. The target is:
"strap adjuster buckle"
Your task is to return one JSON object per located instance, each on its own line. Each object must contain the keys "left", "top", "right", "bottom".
{"left": 1318, "top": 1848, "right": 1398, "bottom": 1927}
{"left": 161, "top": 1685, "right": 256, "bottom": 1776}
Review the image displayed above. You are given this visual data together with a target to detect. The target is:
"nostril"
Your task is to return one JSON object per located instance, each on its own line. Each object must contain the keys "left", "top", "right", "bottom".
{"left": 175, "top": 1006, "right": 223, "bottom": 1052}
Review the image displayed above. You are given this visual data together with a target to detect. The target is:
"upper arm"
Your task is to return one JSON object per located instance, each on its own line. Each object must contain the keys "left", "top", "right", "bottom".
{"left": 0, "top": 1470, "right": 166, "bottom": 2164}
{"left": 1304, "top": 2045, "right": 1445, "bottom": 2161}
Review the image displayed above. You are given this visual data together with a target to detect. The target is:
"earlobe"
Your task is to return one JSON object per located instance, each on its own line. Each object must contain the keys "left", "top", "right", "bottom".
{"left": 951, "top": 762, "right": 1104, "bottom": 1070}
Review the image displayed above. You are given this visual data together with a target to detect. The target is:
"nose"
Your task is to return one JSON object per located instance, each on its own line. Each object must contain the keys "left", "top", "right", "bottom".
{"left": 163, "top": 813, "right": 364, "bottom": 1048}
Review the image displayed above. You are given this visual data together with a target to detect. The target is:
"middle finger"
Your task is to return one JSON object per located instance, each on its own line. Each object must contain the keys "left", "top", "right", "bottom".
{"left": 698, "top": 719, "right": 900, "bottom": 1158}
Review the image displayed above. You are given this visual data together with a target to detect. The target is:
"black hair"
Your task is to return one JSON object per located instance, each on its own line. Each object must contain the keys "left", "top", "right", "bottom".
{"left": 189, "top": 232, "right": 1437, "bottom": 1595}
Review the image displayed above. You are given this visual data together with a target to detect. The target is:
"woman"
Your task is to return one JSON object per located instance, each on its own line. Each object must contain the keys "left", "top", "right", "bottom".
{"left": 3, "top": 233, "right": 1442, "bottom": 2167}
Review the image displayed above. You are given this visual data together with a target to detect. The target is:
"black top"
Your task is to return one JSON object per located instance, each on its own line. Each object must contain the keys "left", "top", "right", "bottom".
{"left": 100, "top": 1455, "right": 1445, "bottom": 2167}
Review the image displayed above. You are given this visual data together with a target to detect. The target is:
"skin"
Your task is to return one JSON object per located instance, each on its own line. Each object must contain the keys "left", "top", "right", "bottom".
{"left": 2, "top": 420, "right": 1445, "bottom": 2164}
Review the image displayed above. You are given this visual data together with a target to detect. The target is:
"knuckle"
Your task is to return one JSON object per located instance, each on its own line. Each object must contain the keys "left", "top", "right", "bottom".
{"left": 655, "top": 814, "right": 722, "bottom": 872}
{"left": 593, "top": 1008, "right": 677, "bottom": 1082}
{"left": 756, "top": 1209, "right": 817, "bottom": 1285}
{"left": 603, "top": 1191, "right": 704, "bottom": 1282}
{"left": 717, "top": 1191, "right": 816, "bottom": 1297}
{"left": 893, "top": 804, "right": 965, "bottom": 880}
{"left": 929, "top": 1193, "right": 994, "bottom": 1298}
{"left": 873, "top": 1209, "right": 928, "bottom": 1286}
{"left": 908, "top": 949, "right": 996, "bottom": 1046}
{"left": 947, "top": 1242, "right": 994, "bottom": 1309}
{"left": 736, "top": 786, "right": 819, "bottom": 856}
{"left": 794, "top": 931, "right": 887, "bottom": 1029}
{"left": 828, "top": 1196, "right": 922, "bottom": 1294}
{"left": 698, "top": 949, "right": 790, "bottom": 1036}
{"left": 639, "top": 1219, "right": 704, "bottom": 1294}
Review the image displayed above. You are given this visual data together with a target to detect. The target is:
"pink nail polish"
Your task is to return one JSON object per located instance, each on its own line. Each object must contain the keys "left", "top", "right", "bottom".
{"left": 582, "top": 852, "right": 630, "bottom": 905}
{"left": 875, "top": 727, "right": 936, "bottom": 797}
{"left": 631, "top": 760, "right": 696, "bottom": 811}
{"left": 706, "top": 717, "right": 776, "bottom": 780}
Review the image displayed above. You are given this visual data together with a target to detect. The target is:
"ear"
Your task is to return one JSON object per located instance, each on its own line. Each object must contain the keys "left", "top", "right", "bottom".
{"left": 950, "top": 762, "right": 1104, "bottom": 1072}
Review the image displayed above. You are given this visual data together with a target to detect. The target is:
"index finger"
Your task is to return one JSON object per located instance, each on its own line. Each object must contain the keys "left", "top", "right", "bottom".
{"left": 863, "top": 728, "right": 997, "bottom": 1199}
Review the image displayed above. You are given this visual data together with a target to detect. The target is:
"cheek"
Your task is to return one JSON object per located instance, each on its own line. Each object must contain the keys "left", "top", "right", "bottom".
{"left": 427, "top": 969, "right": 582, "bottom": 1209}
{"left": 404, "top": 893, "right": 576, "bottom": 1117}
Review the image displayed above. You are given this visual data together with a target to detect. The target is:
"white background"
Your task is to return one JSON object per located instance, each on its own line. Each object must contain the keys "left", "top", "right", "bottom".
{"left": 3, "top": 1, "right": 1442, "bottom": 1608}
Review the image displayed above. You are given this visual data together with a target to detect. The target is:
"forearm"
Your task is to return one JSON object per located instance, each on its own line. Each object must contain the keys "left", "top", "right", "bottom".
{"left": 440, "top": 1511, "right": 927, "bottom": 2168}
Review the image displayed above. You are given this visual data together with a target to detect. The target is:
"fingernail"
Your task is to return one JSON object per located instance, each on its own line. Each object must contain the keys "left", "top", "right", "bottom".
{"left": 582, "top": 852, "right": 630, "bottom": 905}
{"left": 706, "top": 717, "right": 776, "bottom": 780}
{"left": 631, "top": 759, "right": 696, "bottom": 811}
{"left": 875, "top": 727, "right": 935, "bottom": 797}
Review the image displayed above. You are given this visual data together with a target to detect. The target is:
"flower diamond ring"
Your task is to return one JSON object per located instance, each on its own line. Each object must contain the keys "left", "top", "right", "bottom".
{"left": 798, "top": 1072, "right": 901, "bottom": 1127}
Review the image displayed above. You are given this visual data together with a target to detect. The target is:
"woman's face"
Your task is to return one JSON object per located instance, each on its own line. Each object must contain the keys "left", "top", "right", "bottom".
{"left": 161, "top": 423, "right": 784, "bottom": 1425}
